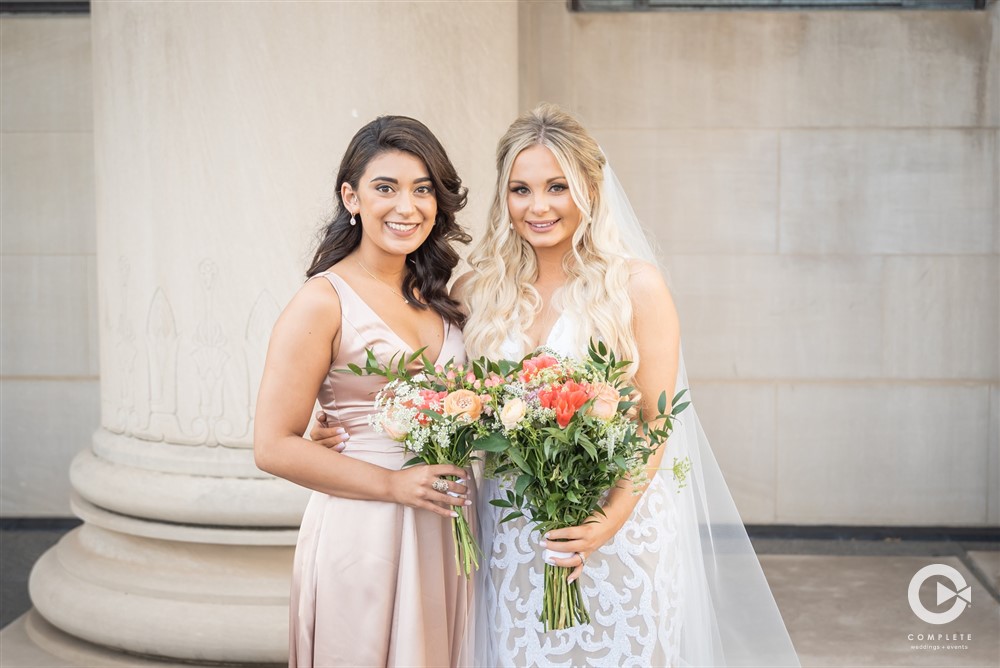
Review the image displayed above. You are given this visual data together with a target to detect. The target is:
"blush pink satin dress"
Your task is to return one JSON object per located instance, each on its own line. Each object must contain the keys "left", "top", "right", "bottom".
{"left": 289, "top": 272, "right": 472, "bottom": 668}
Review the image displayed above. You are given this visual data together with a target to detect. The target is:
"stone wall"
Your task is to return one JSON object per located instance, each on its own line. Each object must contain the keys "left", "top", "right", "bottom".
{"left": 2, "top": 2, "right": 997, "bottom": 527}
{"left": 1, "top": 16, "right": 98, "bottom": 516}
{"left": 520, "top": 2, "right": 999, "bottom": 525}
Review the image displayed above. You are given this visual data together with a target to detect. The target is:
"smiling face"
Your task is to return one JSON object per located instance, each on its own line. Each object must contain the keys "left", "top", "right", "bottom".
{"left": 341, "top": 149, "right": 437, "bottom": 257}
{"left": 506, "top": 144, "right": 583, "bottom": 255}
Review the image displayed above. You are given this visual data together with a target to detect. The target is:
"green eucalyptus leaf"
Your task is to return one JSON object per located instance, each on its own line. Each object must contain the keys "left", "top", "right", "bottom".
{"left": 507, "top": 447, "right": 530, "bottom": 474}
{"left": 402, "top": 456, "right": 425, "bottom": 468}
{"left": 545, "top": 497, "right": 557, "bottom": 518}
{"left": 588, "top": 346, "right": 603, "bottom": 365}
{"left": 515, "top": 474, "right": 534, "bottom": 496}
{"left": 476, "top": 433, "right": 510, "bottom": 452}
{"left": 420, "top": 409, "right": 445, "bottom": 423}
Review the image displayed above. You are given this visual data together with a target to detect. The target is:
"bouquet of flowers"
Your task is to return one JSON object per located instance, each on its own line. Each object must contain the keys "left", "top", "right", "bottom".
{"left": 481, "top": 341, "right": 691, "bottom": 631}
{"left": 344, "top": 349, "right": 517, "bottom": 578}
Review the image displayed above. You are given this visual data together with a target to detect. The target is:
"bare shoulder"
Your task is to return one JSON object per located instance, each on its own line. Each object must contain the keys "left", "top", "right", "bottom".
{"left": 626, "top": 259, "right": 671, "bottom": 303}
{"left": 625, "top": 259, "right": 678, "bottom": 336}
{"left": 276, "top": 274, "right": 342, "bottom": 336}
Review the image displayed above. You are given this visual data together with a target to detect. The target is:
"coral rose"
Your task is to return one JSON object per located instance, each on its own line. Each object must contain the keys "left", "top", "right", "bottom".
{"left": 520, "top": 354, "right": 560, "bottom": 382}
{"left": 588, "top": 382, "right": 619, "bottom": 421}
{"left": 538, "top": 381, "right": 591, "bottom": 428}
{"left": 500, "top": 397, "right": 527, "bottom": 430}
{"left": 443, "top": 389, "right": 483, "bottom": 422}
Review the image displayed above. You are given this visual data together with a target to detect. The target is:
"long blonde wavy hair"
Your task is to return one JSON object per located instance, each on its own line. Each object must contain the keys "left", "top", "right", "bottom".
{"left": 463, "top": 103, "right": 639, "bottom": 371}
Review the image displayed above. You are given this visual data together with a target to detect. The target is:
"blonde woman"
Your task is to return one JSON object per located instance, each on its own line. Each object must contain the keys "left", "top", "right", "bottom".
{"left": 457, "top": 104, "right": 798, "bottom": 666}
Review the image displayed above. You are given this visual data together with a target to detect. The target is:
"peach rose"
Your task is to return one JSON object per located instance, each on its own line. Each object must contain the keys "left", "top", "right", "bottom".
{"left": 587, "top": 382, "right": 619, "bottom": 421}
{"left": 500, "top": 397, "right": 526, "bottom": 430}
{"left": 443, "top": 389, "right": 483, "bottom": 422}
{"left": 382, "top": 406, "right": 411, "bottom": 442}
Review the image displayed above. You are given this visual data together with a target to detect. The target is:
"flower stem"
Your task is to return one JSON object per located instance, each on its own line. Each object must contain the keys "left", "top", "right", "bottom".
{"left": 451, "top": 508, "right": 479, "bottom": 578}
{"left": 541, "top": 563, "right": 589, "bottom": 631}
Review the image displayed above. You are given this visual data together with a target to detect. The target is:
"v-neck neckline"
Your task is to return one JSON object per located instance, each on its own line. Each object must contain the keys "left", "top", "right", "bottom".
{"left": 329, "top": 272, "right": 448, "bottom": 365}
{"left": 526, "top": 310, "right": 567, "bottom": 353}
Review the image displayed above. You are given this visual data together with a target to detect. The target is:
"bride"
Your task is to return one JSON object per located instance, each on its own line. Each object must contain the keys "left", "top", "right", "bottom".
{"left": 455, "top": 103, "right": 799, "bottom": 666}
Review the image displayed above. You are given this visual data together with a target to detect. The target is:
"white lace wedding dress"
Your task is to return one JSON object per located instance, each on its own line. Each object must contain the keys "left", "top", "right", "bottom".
{"left": 474, "top": 312, "right": 799, "bottom": 667}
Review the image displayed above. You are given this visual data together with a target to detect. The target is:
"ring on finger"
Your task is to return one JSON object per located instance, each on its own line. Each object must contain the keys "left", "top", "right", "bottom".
{"left": 577, "top": 551, "right": 586, "bottom": 566}
{"left": 431, "top": 478, "right": 450, "bottom": 493}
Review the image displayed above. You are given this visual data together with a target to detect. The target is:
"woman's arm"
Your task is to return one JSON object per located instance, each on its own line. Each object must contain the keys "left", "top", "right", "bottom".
{"left": 253, "top": 277, "right": 469, "bottom": 518}
{"left": 543, "top": 261, "right": 681, "bottom": 579}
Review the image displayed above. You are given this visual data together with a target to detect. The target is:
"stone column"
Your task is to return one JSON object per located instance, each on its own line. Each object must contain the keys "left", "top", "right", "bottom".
{"left": 28, "top": 0, "right": 517, "bottom": 663}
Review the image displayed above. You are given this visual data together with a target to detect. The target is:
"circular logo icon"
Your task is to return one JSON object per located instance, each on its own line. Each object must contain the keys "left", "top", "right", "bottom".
{"left": 908, "top": 564, "right": 971, "bottom": 625}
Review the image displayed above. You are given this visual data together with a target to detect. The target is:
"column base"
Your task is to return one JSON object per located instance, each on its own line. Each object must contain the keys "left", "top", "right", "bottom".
{"left": 28, "top": 524, "right": 293, "bottom": 664}
{"left": 1, "top": 610, "right": 283, "bottom": 667}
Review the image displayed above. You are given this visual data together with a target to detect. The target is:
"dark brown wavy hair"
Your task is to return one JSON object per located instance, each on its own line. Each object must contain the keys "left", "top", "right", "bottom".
{"left": 307, "top": 116, "right": 471, "bottom": 326}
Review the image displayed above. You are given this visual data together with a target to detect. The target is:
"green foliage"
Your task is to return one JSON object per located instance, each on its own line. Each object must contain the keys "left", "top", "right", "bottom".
{"left": 476, "top": 433, "right": 510, "bottom": 452}
{"left": 491, "top": 339, "right": 692, "bottom": 537}
{"left": 334, "top": 347, "right": 486, "bottom": 576}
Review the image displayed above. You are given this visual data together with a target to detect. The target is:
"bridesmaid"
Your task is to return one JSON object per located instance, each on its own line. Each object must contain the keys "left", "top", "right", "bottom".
{"left": 254, "top": 116, "right": 474, "bottom": 667}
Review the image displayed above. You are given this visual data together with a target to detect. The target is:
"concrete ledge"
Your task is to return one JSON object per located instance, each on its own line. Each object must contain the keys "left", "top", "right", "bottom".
{"left": 70, "top": 448, "right": 309, "bottom": 527}
{"left": 70, "top": 493, "right": 298, "bottom": 546}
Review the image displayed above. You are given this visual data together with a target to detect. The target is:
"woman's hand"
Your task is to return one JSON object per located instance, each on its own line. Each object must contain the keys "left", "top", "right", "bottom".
{"left": 540, "top": 511, "right": 624, "bottom": 583}
{"left": 310, "top": 412, "right": 470, "bottom": 518}
{"left": 309, "top": 411, "right": 350, "bottom": 452}
{"left": 388, "top": 464, "right": 471, "bottom": 519}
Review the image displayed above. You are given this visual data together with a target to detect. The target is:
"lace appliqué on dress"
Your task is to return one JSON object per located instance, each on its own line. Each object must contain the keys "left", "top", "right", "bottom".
{"left": 481, "top": 315, "right": 685, "bottom": 667}
{"left": 482, "top": 475, "right": 683, "bottom": 667}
